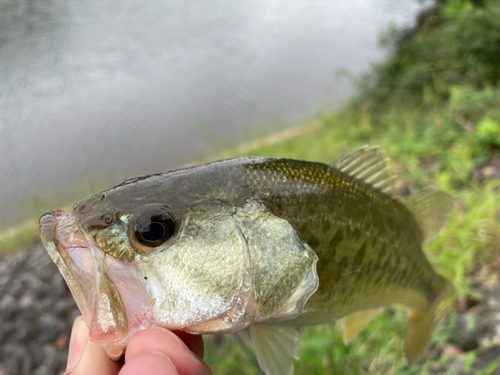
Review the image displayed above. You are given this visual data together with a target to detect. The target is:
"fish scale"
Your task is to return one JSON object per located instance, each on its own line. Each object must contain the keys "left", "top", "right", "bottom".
{"left": 234, "top": 157, "right": 450, "bottom": 319}
{"left": 40, "top": 147, "right": 454, "bottom": 375}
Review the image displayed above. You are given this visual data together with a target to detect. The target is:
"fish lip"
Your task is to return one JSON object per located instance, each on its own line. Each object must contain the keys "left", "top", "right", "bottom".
{"left": 39, "top": 211, "right": 58, "bottom": 238}
{"left": 40, "top": 209, "right": 65, "bottom": 219}
{"left": 40, "top": 210, "right": 114, "bottom": 335}
{"left": 40, "top": 209, "right": 97, "bottom": 313}
{"left": 39, "top": 209, "right": 75, "bottom": 241}
{"left": 40, "top": 209, "right": 154, "bottom": 358}
{"left": 39, "top": 210, "right": 62, "bottom": 251}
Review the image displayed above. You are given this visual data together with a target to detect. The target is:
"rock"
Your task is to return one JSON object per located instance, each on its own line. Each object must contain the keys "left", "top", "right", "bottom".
{"left": 441, "top": 345, "right": 500, "bottom": 375}
{"left": 1, "top": 344, "right": 24, "bottom": 374}
{"left": 0, "top": 245, "right": 75, "bottom": 374}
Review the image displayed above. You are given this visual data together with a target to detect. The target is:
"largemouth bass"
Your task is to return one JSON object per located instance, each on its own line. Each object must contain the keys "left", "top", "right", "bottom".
{"left": 39, "top": 146, "right": 454, "bottom": 374}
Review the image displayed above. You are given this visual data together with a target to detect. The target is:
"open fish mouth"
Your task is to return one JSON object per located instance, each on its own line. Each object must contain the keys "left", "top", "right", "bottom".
{"left": 39, "top": 210, "right": 153, "bottom": 359}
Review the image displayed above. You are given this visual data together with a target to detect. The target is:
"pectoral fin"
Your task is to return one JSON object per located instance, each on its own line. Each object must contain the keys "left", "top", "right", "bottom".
{"left": 341, "top": 307, "right": 383, "bottom": 344}
{"left": 249, "top": 323, "right": 301, "bottom": 375}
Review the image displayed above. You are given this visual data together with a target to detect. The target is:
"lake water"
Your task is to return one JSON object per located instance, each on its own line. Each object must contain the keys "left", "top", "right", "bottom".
{"left": 0, "top": 0, "right": 426, "bottom": 228}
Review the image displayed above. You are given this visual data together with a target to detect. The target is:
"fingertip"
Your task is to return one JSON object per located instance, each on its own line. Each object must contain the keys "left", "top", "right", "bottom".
{"left": 66, "top": 340, "right": 121, "bottom": 375}
{"left": 120, "top": 350, "right": 179, "bottom": 375}
{"left": 65, "top": 317, "right": 120, "bottom": 375}
{"left": 66, "top": 316, "right": 89, "bottom": 372}
{"left": 125, "top": 328, "right": 212, "bottom": 375}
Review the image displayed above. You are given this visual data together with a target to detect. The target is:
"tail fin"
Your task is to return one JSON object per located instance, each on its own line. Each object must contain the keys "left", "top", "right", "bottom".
{"left": 405, "top": 277, "right": 454, "bottom": 362}
{"left": 402, "top": 189, "right": 454, "bottom": 361}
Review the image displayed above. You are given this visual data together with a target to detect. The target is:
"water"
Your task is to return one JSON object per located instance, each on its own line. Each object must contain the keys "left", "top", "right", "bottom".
{"left": 0, "top": 0, "right": 426, "bottom": 228}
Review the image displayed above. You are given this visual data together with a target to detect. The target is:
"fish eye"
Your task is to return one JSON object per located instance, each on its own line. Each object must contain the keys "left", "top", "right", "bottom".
{"left": 135, "top": 212, "right": 175, "bottom": 248}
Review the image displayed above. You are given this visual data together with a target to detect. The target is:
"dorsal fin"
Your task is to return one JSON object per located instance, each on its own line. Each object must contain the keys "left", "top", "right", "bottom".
{"left": 401, "top": 190, "right": 454, "bottom": 244}
{"left": 331, "top": 145, "right": 395, "bottom": 196}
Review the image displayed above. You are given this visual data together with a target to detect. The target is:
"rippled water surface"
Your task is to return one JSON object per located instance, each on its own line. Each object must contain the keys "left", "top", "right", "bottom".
{"left": 0, "top": 0, "right": 425, "bottom": 227}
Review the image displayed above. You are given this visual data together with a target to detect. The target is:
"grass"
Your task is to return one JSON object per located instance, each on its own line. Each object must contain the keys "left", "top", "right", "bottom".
{"left": 0, "top": 219, "right": 41, "bottom": 255}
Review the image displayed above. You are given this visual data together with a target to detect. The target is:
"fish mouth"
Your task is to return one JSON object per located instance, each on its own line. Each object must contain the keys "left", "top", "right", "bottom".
{"left": 40, "top": 210, "right": 153, "bottom": 359}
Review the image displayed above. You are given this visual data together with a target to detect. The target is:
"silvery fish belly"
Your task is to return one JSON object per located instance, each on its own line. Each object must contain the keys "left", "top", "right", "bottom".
{"left": 39, "top": 146, "right": 454, "bottom": 375}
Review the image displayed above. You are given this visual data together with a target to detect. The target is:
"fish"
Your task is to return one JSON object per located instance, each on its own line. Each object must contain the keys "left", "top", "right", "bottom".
{"left": 39, "top": 145, "right": 454, "bottom": 374}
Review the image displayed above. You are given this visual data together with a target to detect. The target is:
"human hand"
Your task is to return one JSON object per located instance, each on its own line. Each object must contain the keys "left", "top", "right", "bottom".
{"left": 65, "top": 316, "right": 213, "bottom": 375}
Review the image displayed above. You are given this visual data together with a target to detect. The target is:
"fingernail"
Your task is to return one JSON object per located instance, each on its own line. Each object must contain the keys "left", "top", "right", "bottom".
{"left": 147, "top": 349, "right": 176, "bottom": 365}
{"left": 66, "top": 316, "right": 89, "bottom": 371}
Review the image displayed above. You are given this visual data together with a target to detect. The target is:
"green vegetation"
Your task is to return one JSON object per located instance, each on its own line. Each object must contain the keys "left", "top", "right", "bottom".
{"left": 2, "top": 0, "right": 498, "bottom": 373}
{"left": 0, "top": 220, "right": 40, "bottom": 255}
{"left": 0, "top": 202, "right": 73, "bottom": 255}
{"left": 204, "top": 0, "right": 500, "bottom": 373}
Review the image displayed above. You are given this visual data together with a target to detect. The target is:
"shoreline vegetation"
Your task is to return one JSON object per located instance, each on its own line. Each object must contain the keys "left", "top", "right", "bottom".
{"left": 207, "top": 0, "right": 500, "bottom": 373}
{"left": 2, "top": 0, "right": 499, "bottom": 373}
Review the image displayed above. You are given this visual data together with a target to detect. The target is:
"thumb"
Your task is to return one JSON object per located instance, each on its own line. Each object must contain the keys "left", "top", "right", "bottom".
{"left": 65, "top": 316, "right": 121, "bottom": 375}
